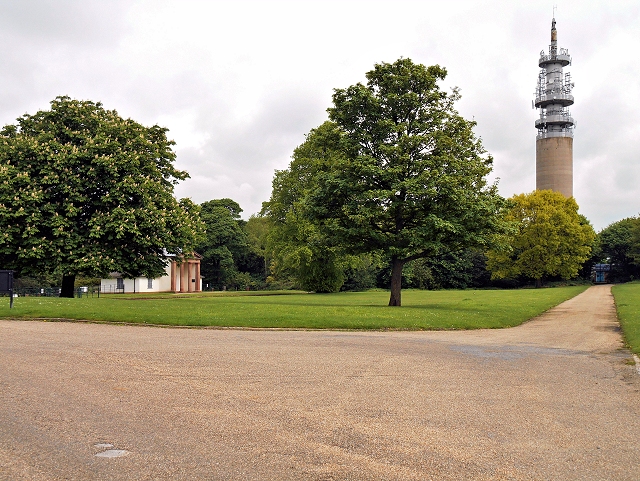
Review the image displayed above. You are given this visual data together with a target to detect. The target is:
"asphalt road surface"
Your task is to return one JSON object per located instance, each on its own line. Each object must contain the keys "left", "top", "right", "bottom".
{"left": 1, "top": 285, "right": 638, "bottom": 480}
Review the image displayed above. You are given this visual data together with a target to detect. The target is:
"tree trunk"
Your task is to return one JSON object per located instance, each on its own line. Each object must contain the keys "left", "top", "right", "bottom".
{"left": 535, "top": 278, "right": 542, "bottom": 288}
{"left": 388, "top": 257, "right": 404, "bottom": 307}
{"left": 60, "top": 274, "right": 76, "bottom": 298}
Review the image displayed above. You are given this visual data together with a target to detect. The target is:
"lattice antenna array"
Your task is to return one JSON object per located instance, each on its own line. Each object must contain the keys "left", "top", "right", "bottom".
{"left": 534, "top": 18, "right": 575, "bottom": 138}
{"left": 534, "top": 18, "right": 575, "bottom": 198}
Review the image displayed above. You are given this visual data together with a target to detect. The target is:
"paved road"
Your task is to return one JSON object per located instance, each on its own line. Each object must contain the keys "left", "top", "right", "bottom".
{"left": 1, "top": 285, "right": 638, "bottom": 480}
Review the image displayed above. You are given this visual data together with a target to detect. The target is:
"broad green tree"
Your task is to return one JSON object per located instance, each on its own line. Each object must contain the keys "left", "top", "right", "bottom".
{"left": 197, "top": 198, "right": 248, "bottom": 290}
{"left": 405, "top": 249, "right": 491, "bottom": 290}
{"left": 304, "top": 59, "right": 506, "bottom": 305}
{"left": 262, "top": 121, "right": 347, "bottom": 292}
{"left": 487, "top": 190, "right": 595, "bottom": 286}
{"left": 0, "top": 96, "right": 203, "bottom": 297}
{"left": 238, "top": 215, "right": 271, "bottom": 281}
{"left": 630, "top": 220, "right": 640, "bottom": 269}
{"left": 596, "top": 216, "right": 640, "bottom": 282}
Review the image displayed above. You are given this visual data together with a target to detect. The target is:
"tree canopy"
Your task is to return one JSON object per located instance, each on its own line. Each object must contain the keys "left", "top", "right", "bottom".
{"left": 0, "top": 96, "right": 203, "bottom": 296}
{"left": 238, "top": 215, "right": 271, "bottom": 282}
{"left": 262, "top": 121, "right": 348, "bottom": 292}
{"left": 486, "top": 190, "right": 595, "bottom": 286}
{"left": 197, "top": 198, "right": 249, "bottom": 290}
{"left": 595, "top": 216, "right": 640, "bottom": 282}
{"left": 302, "top": 58, "right": 506, "bottom": 305}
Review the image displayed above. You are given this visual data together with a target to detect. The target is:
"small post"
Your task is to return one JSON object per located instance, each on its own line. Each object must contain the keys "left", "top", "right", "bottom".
{"left": 0, "top": 270, "right": 14, "bottom": 308}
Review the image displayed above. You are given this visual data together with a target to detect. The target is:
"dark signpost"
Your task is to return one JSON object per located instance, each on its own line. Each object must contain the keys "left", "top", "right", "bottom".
{"left": 0, "top": 270, "right": 14, "bottom": 308}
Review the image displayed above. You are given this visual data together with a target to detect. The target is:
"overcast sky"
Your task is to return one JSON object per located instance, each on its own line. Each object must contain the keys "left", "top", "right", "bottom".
{"left": 1, "top": 0, "right": 638, "bottom": 230}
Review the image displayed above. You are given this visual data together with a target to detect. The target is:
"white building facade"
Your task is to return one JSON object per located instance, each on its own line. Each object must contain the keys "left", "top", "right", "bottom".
{"left": 100, "top": 255, "right": 202, "bottom": 294}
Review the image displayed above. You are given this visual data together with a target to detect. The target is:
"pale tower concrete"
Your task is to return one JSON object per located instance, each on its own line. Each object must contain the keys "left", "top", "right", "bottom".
{"left": 534, "top": 18, "right": 575, "bottom": 197}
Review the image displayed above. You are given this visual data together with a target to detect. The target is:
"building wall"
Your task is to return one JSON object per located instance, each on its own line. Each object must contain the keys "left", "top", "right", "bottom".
{"left": 536, "top": 136, "right": 573, "bottom": 197}
{"left": 100, "top": 261, "right": 202, "bottom": 294}
{"left": 100, "top": 264, "right": 171, "bottom": 294}
{"left": 100, "top": 277, "right": 156, "bottom": 294}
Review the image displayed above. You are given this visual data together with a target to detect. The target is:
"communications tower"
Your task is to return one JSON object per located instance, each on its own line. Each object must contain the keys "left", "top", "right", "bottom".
{"left": 534, "top": 18, "right": 575, "bottom": 197}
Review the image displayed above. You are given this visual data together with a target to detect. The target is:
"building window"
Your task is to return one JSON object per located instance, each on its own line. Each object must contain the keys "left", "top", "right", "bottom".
{"left": 147, "top": 278, "right": 153, "bottom": 289}
{"left": 116, "top": 278, "right": 124, "bottom": 291}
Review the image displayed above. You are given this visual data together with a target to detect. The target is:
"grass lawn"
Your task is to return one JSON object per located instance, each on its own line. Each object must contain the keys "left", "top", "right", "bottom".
{"left": 612, "top": 281, "right": 640, "bottom": 355}
{"left": 0, "top": 286, "right": 587, "bottom": 330}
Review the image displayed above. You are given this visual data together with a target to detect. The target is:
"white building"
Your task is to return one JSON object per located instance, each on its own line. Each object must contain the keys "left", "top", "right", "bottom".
{"left": 100, "top": 255, "right": 203, "bottom": 294}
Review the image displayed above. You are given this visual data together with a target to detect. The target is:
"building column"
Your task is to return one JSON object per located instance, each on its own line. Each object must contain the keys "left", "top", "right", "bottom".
{"left": 195, "top": 261, "right": 201, "bottom": 292}
{"left": 188, "top": 261, "right": 194, "bottom": 292}
{"left": 170, "top": 261, "right": 176, "bottom": 292}
{"left": 180, "top": 262, "right": 187, "bottom": 292}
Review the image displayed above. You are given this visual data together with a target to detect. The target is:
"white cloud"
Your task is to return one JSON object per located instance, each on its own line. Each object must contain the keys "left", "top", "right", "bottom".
{"left": 0, "top": 0, "right": 638, "bottom": 229}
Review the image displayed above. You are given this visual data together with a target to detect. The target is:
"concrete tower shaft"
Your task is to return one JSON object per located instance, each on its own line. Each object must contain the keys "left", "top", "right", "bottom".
{"left": 534, "top": 18, "right": 574, "bottom": 198}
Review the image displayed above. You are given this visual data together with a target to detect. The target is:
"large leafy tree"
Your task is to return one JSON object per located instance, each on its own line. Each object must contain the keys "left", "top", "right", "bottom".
{"left": 631, "top": 220, "right": 640, "bottom": 270}
{"left": 596, "top": 217, "right": 640, "bottom": 282}
{"left": 238, "top": 215, "right": 271, "bottom": 282}
{"left": 0, "top": 96, "right": 203, "bottom": 297}
{"left": 403, "top": 249, "right": 491, "bottom": 290}
{"left": 486, "top": 190, "right": 595, "bottom": 287}
{"left": 304, "top": 59, "right": 506, "bottom": 305}
{"left": 197, "top": 198, "right": 248, "bottom": 290}
{"left": 262, "top": 121, "right": 348, "bottom": 292}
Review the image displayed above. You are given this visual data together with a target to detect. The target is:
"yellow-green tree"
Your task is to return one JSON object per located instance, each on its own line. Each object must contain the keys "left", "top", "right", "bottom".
{"left": 487, "top": 190, "right": 595, "bottom": 287}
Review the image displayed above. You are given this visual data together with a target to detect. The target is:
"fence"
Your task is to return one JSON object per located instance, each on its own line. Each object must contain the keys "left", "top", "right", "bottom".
{"left": 9, "top": 286, "right": 103, "bottom": 298}
{"left": 100, "top": 284, "right": 125, "bottom": 294}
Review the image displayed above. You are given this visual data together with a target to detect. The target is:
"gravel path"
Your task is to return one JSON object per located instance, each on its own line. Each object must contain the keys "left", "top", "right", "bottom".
{"left": 0, "top": 285, "right": 638, "bottom": 480}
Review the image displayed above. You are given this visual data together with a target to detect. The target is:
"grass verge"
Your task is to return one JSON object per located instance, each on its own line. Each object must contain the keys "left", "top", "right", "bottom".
{"left": 612, "top": 281, "right": 640, "bottom": 355}
{"left": 0, "top": 286, "right": 587, "bottom": 330}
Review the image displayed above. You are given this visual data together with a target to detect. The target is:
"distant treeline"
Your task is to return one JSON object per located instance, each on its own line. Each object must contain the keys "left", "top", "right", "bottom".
{"left": 193, "top": 198, "right": 640, "bottom": 292}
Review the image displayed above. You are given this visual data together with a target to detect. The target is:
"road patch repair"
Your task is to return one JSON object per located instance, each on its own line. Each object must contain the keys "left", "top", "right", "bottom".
{"left": 0, "top": 285, "right": 638, "bottom": 480}
{"left": 93, "top": 444, "right": 129, "bottom": 458}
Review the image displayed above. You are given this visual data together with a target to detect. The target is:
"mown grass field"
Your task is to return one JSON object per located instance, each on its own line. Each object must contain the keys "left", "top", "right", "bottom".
{"left": 0, "top": 286, "right": 588, "bottom": 330}
{"left": 612, "top": 281, "right": 640, "bottom": 355}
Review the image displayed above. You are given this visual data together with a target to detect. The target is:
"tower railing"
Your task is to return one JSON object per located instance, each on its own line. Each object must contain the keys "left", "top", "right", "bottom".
{"left": 536, "top": 130, "right": 574, "bottom": 140}
{"left": 534, "top": 93, "right": 574, "bottom": 108}
{"left": 535, "top": 114, "right": 575, "bottom": 129}
{"left": 539, "top": 47, "right": 571, "bottom": 66}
